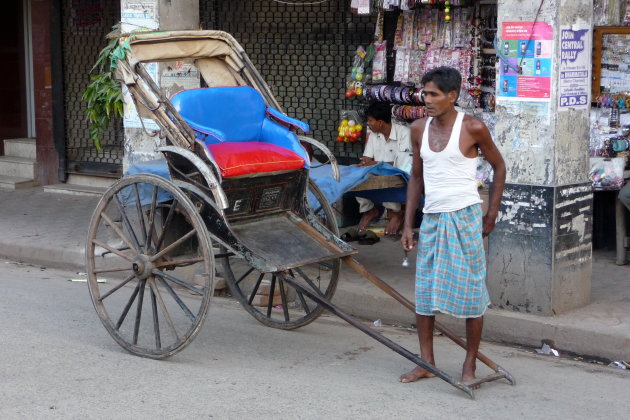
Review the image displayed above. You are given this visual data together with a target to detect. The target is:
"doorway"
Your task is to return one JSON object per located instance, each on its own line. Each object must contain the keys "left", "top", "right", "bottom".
{"left": 0, "top": 0, "right": 30, "bottom": 155}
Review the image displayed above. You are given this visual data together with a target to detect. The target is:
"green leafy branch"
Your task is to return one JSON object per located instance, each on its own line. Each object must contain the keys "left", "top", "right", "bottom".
{"left": 82, "top": 25, "right": 128, "bottom": 152}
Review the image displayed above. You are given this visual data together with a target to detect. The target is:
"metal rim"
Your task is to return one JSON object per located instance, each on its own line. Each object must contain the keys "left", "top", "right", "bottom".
{"left": 86, "top": 174, "right": 214, "bottom": 358}
{"left": 220, "top": 179, "right": 340, "bottom": 330}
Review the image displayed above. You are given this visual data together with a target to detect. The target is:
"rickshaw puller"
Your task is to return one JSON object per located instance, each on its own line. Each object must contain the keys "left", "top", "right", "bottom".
{"left": 399, "top": 67, "right": 506, "bottom": 387}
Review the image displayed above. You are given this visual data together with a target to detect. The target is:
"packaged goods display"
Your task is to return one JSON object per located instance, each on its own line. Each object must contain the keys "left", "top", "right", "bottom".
{"left": 347, "top": 1, "right": 497, "bottom": 115}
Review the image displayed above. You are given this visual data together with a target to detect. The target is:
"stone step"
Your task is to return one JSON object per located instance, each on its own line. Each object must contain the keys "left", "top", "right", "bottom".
{"left": 43, "top": 183, "right": 107, "bottom": 197}
{"left": 3, "top": 138, "right": 36, "bottom": 159}
{"left": 66, "top": 174, "right": 116, "bottom": 189}
{"left": 0, "top": 156, "right": 36, "bottom": 179}
{"left": 0, "top": 175, "right": 38, "bottom": 190}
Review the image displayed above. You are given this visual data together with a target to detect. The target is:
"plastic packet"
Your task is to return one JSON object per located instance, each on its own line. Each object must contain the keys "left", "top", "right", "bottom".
{"left": 393, "top": 13, "right": 404, "bottom": 50}
{"left": 372, "top": 41, "right": 387, "bottom": 83}
{"left": 336, "top": 110, "right": 364, "bottom": 143}
{"left": 374, "top": 9, "right": 384, "bottom": 42}
{"left": 345, "top": 46, "right": 368, "bottom": 99}
{"left": 589, "top": 157, "right": 625, "bottom": 190}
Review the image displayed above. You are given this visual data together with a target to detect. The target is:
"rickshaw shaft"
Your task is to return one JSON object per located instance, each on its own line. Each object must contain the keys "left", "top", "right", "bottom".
{"left": 279, "top": 274, "right": 474, "bottom": 399}
{"left": 342, "top": 256, "right": 515, "bottom": 385}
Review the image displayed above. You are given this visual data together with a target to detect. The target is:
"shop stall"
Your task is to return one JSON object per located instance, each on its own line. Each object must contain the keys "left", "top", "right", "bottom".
{"left": 331, "top": 0, "right": 498, "bottom": 227}
{"left": 344, "top": 0, "right": 498, "bottom": 186}
{"left": 589, "top": 24, "right": 630, "bottom": 263}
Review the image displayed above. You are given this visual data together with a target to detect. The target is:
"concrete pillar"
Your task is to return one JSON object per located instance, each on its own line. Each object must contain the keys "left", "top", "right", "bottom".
{"left": 488, "top": 0, "right": 593, "bottom": 315}
{"left": 121, "top": 0, "right": 199, "bottom": 172}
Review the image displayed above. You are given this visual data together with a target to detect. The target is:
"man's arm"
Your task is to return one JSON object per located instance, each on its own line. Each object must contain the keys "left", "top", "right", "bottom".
{"left": 401, "top": 119, "right": 426, "bottom": 251}
{"left": 358, "top": 156, "right": 377, "bottom": 166}
{"left": 471, "top": 119, "right": 506, "bottom": 237}
{"left": 359, "top": 130, "right": 377, "bottom": 167}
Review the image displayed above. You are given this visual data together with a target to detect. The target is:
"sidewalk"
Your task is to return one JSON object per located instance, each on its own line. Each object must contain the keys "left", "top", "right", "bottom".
{"left": 1, "top": 187, "right": 629, "bottom": 362}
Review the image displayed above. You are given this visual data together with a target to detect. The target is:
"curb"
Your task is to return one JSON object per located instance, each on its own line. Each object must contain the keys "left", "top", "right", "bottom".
{"left": 0, "top": 242, "right": 85, "bottom": 270}
{"left": 333, "top": 280, "right": 630, "bottom": 362}
{"left": 2, "top": 238, "right": 629, "bottom": 362}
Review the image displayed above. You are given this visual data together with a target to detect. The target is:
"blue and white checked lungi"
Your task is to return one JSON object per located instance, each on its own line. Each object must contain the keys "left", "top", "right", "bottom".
{"left": 415, "top": 204, "right": 490, "bottom": 318}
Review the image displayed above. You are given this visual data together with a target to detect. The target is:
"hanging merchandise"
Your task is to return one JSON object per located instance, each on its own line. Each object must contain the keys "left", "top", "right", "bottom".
{"left": 382, "top": 0, "right": 402, "bottom": 10}
{"left": 350, "top": 0, "right": 372, "bottom": 15}
{"left": 346, "top": 46, "right": 369, "bottom": 99}
{"left": 393, "top": 13, "right": 405, "bottom": 49}
{"left": 374, "top": 2, "right": 478, "bottom": 97}
{"left": 589, "top": 157, "right": 625, "bottom": 190}
{"left": 337, "top": 110, "right": 364, "bottom": 143}
{"left": 372, "top": 41, "right": 387, "bottom": 82}
{"left": 392, "top": 104, "right": 428, "bottom": 120}
{"left": 344, "top": 0, "right": 495, "bottom": 119}
{"left": 365, "top": 84, "right": 424, "bottom": 104}
{"left": 374, "top": 8, "right": 385, "bottom": 42}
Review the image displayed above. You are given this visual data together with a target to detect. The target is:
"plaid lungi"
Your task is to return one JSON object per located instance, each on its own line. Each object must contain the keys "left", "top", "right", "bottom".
{"left": 415, "top": 204, "right": 490, "bottom": 318}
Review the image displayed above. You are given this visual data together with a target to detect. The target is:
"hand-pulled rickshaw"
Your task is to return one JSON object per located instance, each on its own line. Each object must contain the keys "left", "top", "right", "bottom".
{"left": 86, "top": 30, "right": 514, "bottom": 399}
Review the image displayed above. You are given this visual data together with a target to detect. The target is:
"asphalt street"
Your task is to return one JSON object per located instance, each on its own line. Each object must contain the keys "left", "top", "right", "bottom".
{"left": 0, "top": 259, "right": 628, "bottom": 419}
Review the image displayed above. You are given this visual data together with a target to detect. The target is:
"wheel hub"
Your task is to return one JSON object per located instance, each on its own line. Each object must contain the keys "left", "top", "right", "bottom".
{"left": 132, "top": 255, "right": 154, "bottom": 280}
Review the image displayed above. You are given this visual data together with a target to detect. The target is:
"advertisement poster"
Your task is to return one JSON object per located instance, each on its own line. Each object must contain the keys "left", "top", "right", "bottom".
{"left": 121, "top": 0, "right": 159, "bottom": 32}
{"left": 71, "top": 0, "right": 101, "bottom": 30}
{"left": 498, "top": 22, "right": 553, "bottom": 101}
{"left": 161, "top": 62, "right": 201, "bottom": 94}
{"left": 558, "top": 25, "right": 591, "bottom": 111}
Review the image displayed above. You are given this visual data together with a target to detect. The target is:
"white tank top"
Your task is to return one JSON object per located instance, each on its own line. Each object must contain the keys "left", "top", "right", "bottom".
{"left": 420, "top": 112, "right": 482, "bottom": 214}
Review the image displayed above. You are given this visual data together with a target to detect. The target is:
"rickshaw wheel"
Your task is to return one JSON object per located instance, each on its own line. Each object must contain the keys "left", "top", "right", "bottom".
{"left": 86, "top": 174, "right": 214, "bottom": 359}
{"left": 221, "top": 179, "right": 340, "bottom": 329}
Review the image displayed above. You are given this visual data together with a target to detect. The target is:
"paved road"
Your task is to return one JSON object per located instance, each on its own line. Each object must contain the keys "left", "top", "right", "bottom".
{"left": 0, "top": 259, "right": 627, "bottom": 419}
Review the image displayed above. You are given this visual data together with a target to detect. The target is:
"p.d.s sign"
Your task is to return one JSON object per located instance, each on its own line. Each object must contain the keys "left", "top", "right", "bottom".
{"left": 560, "top": 95, "right": 588, "bottom": 107}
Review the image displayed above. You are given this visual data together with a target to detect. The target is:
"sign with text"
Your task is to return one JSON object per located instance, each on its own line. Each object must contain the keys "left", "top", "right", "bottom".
{"left": 558, "top": 25, "right": 591, "bottom": 111}
{"left": 498, "top": 21, "right": 553, "bottom": 101}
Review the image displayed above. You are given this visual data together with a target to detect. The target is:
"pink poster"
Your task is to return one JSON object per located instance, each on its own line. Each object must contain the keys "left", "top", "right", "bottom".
{"left": 498, "top": 22, "right": 553, "bottom": 101}
{"left": 517, "top": 76, "right": 551, "bottom": 99}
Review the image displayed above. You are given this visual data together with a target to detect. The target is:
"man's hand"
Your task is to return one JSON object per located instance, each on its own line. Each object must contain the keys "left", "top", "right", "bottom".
{"left": 482, "top": 213, "right": 497, "bottom": 238}
{"left": 401, "top": 226, "right": 417, "bottom": 251}
{"left": 358, "top": 156, "right": 377, "bottom": 167}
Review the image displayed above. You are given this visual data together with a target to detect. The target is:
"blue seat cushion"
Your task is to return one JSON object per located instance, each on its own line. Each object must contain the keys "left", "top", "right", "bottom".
{"left": 171, "top": 86, "right": 266, "bottom": 143}
{"left": 171, "top": 86, "right": 310, "bottom": 170}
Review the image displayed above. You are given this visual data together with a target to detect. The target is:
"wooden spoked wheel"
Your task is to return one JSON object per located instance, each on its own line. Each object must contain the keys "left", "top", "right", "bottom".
{"left": 86, "top": 174, "right": 214, "bottom": 359}
{"left": 221, "top": 180, "right": 341, "bottom": 329}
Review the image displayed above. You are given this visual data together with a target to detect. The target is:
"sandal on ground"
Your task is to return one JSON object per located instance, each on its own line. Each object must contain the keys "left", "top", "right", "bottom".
{"left": 340, "top": 228, "right": 360, "bottom": 242}
{"left": 358, "top": 230, "right": 380, "bottom": 245}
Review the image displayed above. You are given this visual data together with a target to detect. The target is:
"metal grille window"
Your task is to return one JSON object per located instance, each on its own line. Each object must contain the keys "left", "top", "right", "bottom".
{"left": 201, "top": 0, "right": 374, "bottom": 162}
{"left": 61, "top": 0, "right": 123, "bottom": 176}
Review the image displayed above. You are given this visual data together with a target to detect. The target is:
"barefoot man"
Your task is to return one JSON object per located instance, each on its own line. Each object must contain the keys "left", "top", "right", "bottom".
{"left": 399, "top": 67, "right": 506, "bottom": 386}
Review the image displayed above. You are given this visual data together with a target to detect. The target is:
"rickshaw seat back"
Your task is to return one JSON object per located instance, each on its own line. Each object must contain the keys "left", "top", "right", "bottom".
{"left": 172, "top": 86, "right": 266, "bottom": 143}
{"left": 171, "top": 86, "right": 309, "bottom": 177}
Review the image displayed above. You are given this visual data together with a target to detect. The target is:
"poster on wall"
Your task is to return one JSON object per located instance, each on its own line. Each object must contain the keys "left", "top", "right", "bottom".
{"left": 497, "top": 21, "right": 553, "bottom": 101}
{"left": 71, "top": 0, "right": 101, "bottom": 34}
{"left": 161, "top": 62, "right": 201, "bottom": 97}
{"left": 121, "top": 0, "right": 159, "bottom": 33}
{"left": 558, "top": 25, "right": 591, "bottom": 111}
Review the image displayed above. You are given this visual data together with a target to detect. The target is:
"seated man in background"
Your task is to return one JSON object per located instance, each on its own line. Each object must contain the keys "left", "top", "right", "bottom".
{"left": 357, "top": 102, "right": 412, "bottom": 235}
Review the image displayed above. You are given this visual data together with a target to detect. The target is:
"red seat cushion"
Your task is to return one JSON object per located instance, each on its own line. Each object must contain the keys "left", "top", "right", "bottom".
{"left": 207, "top": 142, "right": 305, "bottom": 178}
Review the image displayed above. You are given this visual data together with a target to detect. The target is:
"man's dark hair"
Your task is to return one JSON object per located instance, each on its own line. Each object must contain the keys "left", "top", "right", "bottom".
{"left": 366, "top": 102, "right": 392, "bottom": 124}
{"left": 421, "top": 66, "right": 462, "bottom": 98}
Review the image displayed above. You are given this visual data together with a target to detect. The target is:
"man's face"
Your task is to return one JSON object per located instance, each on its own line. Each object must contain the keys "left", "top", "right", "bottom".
{"left": 421, "top": 81, "right": 457, "bottom": 117}
{"left": 366, "top": 116, "right": 383, "bottom": 134}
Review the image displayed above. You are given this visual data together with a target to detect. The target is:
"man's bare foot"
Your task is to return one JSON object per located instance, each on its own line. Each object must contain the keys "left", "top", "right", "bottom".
{"left": 358, "top": 207, "right": 380, "bottom": 232}
{"left": 461, "top": 361, "right": 479, "bottom": 389}
{"left": 399, "top": 366, "right": 436, "bottom": 383}
{"left": 385, "top": 210, "right": 403, "bottom": 235}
